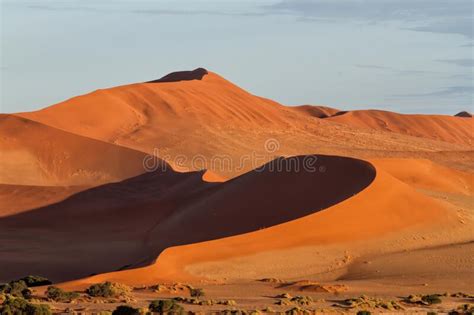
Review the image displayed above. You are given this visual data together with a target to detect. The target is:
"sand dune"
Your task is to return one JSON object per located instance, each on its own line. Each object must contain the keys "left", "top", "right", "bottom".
{"left": 289, "top": 105, "right": 340, "bottom": 118}
{"left": 374, "top": 158, "right": 473, "bottom": 195}
{"left": 0, "top": 155, "right": 374, "bottom": 282}
{"left": 60, "top": 158, "right": 455, "bottom": 286}
{"left": 325, "top": 109, "right": 473, "bottom": 146}
{"left": 0, "top": 114, "right": 147, "bottom": 186}
{"left": 1, "top": 68, "right": 473, "bottom": 299}
{"left": 17, "top": 69, "right": 472, "bottom": 179}
{"left": 0, "top": 184, "right": 86, "bottom": 217}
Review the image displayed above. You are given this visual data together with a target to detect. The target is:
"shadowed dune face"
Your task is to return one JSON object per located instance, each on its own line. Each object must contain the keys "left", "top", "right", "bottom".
{"left": 0, "top": 155, "right": 375, "bottom": 282}
{"left": 148, "top": 67, "right": 208, "bottom": 83}
{"left": 455, "top": 111, "right": 472, "bottom": 118}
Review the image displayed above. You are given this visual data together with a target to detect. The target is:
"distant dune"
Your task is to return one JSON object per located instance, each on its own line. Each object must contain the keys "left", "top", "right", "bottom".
{"left": 289, "top": 105, "right": 340, "bottom": 118}
{"left": 324, "top": 109, "right": 473, "bottom": 146}
{"left": 17, "top": 69, "right": 473, "bottom": 179}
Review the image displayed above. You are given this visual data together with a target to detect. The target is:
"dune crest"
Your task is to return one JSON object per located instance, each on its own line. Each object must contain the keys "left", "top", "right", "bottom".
{"left": 455, "top": 111, "right": 472, "bottom": 118}
{"left": 325, "top": 109, "right": 473, "bottom": 145}
{"left": 148, "top": 67, "right": 209, "bottom": 83}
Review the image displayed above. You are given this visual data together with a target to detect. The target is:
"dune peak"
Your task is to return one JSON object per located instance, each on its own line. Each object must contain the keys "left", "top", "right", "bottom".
{"left": 148, "top": 67, "right": 208, "bottom": 83}
{"left": 455, "top": 111, "right": 472, "bottom": 118}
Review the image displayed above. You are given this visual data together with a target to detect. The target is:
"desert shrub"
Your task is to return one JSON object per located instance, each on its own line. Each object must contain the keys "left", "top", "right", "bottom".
{"left": 112, "top": 305, "right": 140, "bottom": 315}
{"left": 276, "top": 299, "right": 292, "bottom": 306}
{"left": 220, "top": 310, "right": 245, "bottom": 315}
{"left": 262, "top": 306, "right": 274, "bottom": 313}
{"left": 404, "top": 294, "right": 442, "bottom": 306}
{"left": 357, "top": 311, "right": 371, "bottom": 315}
{"left": 0, "top": 280, "right": 32, "bottom": 299}
{"left": 422, "top": 294, "right": 442, "bottom": 305}
{"left": 285, "top": 307, "right": 309, "bottom": 315}
{"left": 451, "top": 292, "right": 474, "bottom": 299}
{"left": 46, "top": 286, "right": 79, "bottom": 302}
{"left": 291, "top": 296, "right": 313, "bottom": 306}
{"left": 189, "top": 288, "right": 205, "bottom": 298}
{"left": 427, "top": 312, "right": 437, "bottom": 315}
{"left": 19, "top": 276, "right": 52, "bottom": 288}
{"left": 149, "top": 299, "right": 184, "bottom": 314}
{"left": 343, "top": 295, "right": 403, "bottom": 310}
{"left": 457, "top": 303, "right": 474, "bottom": 314}
{"left": 198, "top": 299, "right": 214, "bottom": 306}
{"left": 0, "top": 296, "right": 51, "bottom": 315}
{"left": 86, "top": 282, "right": 131, "bottom": 298}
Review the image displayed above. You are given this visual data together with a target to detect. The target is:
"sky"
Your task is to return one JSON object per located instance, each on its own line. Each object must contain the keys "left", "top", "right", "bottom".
{"left": 0, "top": 0, "right": 473, "bottom": 114}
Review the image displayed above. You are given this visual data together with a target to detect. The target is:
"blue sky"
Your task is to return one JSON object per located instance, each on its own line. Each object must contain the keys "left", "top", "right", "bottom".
{"left": 1, "top": 0, "right": 472, "bottom": 114}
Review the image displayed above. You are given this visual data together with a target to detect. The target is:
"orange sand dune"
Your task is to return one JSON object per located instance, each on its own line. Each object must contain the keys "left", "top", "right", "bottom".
{"left": 0, "top": 114, "right": 147, "bottom": 186}
{"left": 0, "top": 155, "right": 374, "bottom": 282}
{"left": 0, "top": 184, "right": 87, "bottom": 217}
{"left": 1, "top": 68, "right": 472, "bottom": 292}
{"left": 62, "top": 159, "right": 453, "bottom": 286}
{"left": 17, "top": 69, "right": 471, "bottom": 179}
{"left": 289, "top": 105, "right": 340, "bottom": 118}
{"left": 374, "top": 158, "right": 473, "bottom": 195}
{"left": 325, "top": 109, "right": 473, "bottom": 146}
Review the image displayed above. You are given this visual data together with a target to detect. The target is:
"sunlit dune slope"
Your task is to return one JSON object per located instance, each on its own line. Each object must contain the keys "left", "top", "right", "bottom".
{"left": 374, "top": 158, "right": 473, "bottom": 195}
{"left": 0, "top": 184, "right": 87, "bottom": 217}
{"left": 325, "top": 110, "right": 473, "bottom": 146}
{"left": 0, "top": 114, "right": 148, "bottom": 186}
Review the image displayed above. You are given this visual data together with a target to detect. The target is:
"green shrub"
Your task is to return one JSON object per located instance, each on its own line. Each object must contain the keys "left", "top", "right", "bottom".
{"left": 149, "top": 299, "right": 184, "bottom": 314}
{"left": 189, "top": 288, "right": 205, "bottom": 298}
{"left": 422, "top": 295, "right": 442, "bottom": 305}
{"left": 0, "top": 296, "right": 51, "bottom": 315}
{"left": 405, "top": 294, "right": 442, "bottom": 306}
{"left": 290, "top": 296, "right": 313, "bottom": 306}
{"left": 112, "top": 305, "right": 140, "bottom": 315}
{"left": 46, "top": 286, "right": 79, "bottom": 302}
{"left": 19, "top": 276, "right": 52, "bottom": 288}
{"left": 285, "top": 307, "right": 309, "bottom": 315}
{"left": 0, "top": 280, "right": 32, "bottom": 299}
{"left": 86, "top": 282, "right": 131, "bottom": 298}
